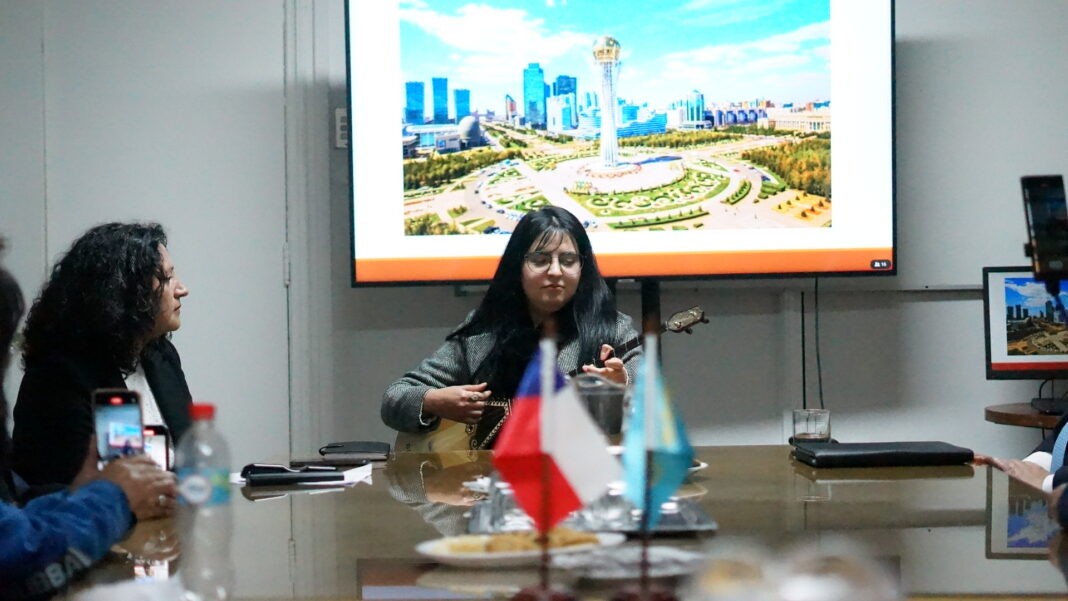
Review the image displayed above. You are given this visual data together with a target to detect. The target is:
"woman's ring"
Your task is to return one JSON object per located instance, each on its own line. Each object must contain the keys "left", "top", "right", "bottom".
{"left": 157, "top": 494, "right": 167, "bottom": 507}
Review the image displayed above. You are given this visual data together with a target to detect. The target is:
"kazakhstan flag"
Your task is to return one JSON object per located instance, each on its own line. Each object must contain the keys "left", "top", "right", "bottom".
{"left": 621, "top": 334, "right": 695, "bottom": 529}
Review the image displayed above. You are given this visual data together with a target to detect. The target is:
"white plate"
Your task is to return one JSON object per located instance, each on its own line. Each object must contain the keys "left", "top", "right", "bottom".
{"left": 416, "top": 532, "right": 625, "bottom": 568}
{"left": 688, "top": 460, "right": 709, "bottom": 474}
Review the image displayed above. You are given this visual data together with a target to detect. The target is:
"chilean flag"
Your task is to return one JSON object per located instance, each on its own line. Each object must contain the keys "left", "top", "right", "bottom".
{"left": 492, "top": 338, "right": 623, "bottom": 532}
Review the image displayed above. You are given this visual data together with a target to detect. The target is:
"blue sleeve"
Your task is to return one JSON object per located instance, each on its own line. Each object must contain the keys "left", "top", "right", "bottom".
{"left": 0, "top": 480, "right": 133, "bottom": 586}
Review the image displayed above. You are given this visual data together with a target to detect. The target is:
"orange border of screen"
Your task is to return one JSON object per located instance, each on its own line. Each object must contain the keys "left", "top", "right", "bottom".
{"left": 353, "top": 248, "right": 893, "bottom": 283}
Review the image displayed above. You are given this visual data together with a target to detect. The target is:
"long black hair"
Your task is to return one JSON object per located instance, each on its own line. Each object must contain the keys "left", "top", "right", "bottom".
{"left": 0, "top": 239, "right": 26, "bottom": 470}
{"left": 449, "top": 206, "right": 618, "bottom": 398}
{"left": 21, "top": 222, "right": 169, "bottom": 373}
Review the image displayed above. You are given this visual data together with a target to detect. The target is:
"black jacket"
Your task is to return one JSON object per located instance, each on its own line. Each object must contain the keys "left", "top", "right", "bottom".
{"left": 11, "top": 338, "right": 192, "bottom": 485}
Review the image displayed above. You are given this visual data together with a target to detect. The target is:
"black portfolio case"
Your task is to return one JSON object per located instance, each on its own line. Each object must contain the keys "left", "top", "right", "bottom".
{"left": 792, "top": 441, "right": 974, "bottom": 468}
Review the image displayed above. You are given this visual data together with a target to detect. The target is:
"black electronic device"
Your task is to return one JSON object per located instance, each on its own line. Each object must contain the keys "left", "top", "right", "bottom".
{"left": 1030, "top": 397, "right": 1068, "bottom": 415}
{"left": 143, "top": 424, "right": 170, "bottom": 470}
{"left": 982, "top": 266, "right": 1068, "bottom": 414}
{"left": 245, "top": 471, "right": 345, "bottom": 487}
{"left": 318, "top": 440, "right": 390, "bottom": 462}
{"left": 344, "top": 1, "right": 896, "bottom": 285}
{"left": 791, "top": 441, "right": 974, "bottom": 468}
{"left": 240, "top": 463, "right": 338, "bottom": 479}
{"left": 92, "top": 388, "right": 144, "bottom": 462}
{"left": 1022, "top": 175, "right": 1068, "bottom": 284}
{"left": 241, "top": 463, "right": 350, "bottom": 487}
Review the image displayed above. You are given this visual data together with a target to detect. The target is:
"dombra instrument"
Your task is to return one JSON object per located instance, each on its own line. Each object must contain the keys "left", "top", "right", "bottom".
{"left": 394, "top": 306, "right": 708, "bottom": 453}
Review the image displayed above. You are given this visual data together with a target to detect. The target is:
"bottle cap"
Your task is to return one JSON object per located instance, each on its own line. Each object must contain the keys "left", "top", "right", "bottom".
{"left": 190, "top": 403, "right": 216, "bottom": 421}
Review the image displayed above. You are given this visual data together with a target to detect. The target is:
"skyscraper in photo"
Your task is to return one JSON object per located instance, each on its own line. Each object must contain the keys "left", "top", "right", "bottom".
{"left": 686, "top": 90, "right": 705, "bottom": 122}
{"left": 504, "top": 94, "right": 517, "bottom": 121}
{"left": 553, "top": 75, "right": 577, "bottom": 97}
{"left": 432, "top": 77, "right": 449, "bottom": 124}
{"left": 404, "top": 81, "right": 425, "bottom": 124}
{"left": 523, "top": 63, "right": 546, "bottom": 129}
{"left": 454, "top": 89, "right": 471, "bottom": 120}
{"left": 547, "top": 93, "right": 577, "bottom": 131}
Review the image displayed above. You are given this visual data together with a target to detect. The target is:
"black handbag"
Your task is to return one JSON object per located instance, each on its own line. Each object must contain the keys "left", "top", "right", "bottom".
{"left": 468, "top": 397, "right": 511, "bottom": 450}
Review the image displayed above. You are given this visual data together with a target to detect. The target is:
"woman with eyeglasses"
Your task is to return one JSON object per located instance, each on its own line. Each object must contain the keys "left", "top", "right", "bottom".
{"left": 382, "top": 206, "right": 640, "bottom": 450}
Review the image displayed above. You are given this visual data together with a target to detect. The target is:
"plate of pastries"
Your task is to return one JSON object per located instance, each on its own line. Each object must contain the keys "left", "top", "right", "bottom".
{"left": 416, "top": 527, "right": 625, "bottom": 568}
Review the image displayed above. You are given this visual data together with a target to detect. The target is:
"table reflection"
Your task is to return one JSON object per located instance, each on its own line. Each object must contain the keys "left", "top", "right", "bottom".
{"left": 382, "top": 450, "right": 492, "bottom": 536}
{"left": 68, "top": 446, "right": 1068, "bottom": 599}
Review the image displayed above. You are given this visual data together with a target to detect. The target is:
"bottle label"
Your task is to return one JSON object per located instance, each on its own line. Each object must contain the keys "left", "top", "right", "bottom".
{"left": 177, "top": 468, "right": 231, "bottom": 506}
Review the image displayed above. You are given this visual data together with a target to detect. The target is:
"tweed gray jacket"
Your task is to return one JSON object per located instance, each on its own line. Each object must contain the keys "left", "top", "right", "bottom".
{"left": 381, "top": 311, "right": 641, "bottom": 433}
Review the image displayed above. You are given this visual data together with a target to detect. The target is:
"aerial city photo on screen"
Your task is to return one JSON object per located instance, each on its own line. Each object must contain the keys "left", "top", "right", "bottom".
{"left": 1003, "top": 277, "right": 1068, "bottom": 356}
{"left": 398, "top": 0, "right": 832, "bottom": 237}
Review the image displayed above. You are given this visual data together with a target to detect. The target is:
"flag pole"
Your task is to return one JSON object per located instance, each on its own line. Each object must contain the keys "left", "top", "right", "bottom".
{"left": 538, "top": 321, "right": 556, "bottom": 594}
{"left": 640, "top": 331, "right": 656, "bottom": 596}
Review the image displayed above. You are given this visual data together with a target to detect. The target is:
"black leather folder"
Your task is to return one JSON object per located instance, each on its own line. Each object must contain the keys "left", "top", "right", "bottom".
{"left": 792, "top": 441, "right": 974, "bottom": 468}
{"left": 318, "top": 440, "right": 391, "bottom": 462}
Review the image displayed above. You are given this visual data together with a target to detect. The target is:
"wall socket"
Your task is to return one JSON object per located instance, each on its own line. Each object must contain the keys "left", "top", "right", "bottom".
{"left": 334, "top": 107, "right": 348, "bottom": 149}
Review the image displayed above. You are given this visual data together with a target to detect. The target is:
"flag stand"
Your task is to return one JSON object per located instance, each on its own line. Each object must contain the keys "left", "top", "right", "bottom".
{"left": 510, "top": 331, "right": 576, "bottom": 601}
{"left": 609, "top": 330, "right": 679, "bottom": 601}
{"left": 510, "top": 452, "right": 575, "bottom": 601}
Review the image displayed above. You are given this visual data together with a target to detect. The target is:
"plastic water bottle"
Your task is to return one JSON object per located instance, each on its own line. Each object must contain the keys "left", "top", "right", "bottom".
{"left": 175, "top": 403, "right": 233, "bottom": 601}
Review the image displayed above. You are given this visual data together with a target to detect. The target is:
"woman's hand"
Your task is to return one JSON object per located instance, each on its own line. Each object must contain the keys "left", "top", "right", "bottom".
{"left": 987, "top": 457, "right": 1050, "bottom": 491}
{"left": 581, "top": 344, "right": 627, "bottom": 386}
{"left": 424, "top": 383, "right": 490, "bottom": 425}
{"left": 100, "top": 455, "right": 179, "bottom": 521}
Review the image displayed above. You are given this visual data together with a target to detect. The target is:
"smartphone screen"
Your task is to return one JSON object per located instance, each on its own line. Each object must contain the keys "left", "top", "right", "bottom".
{"left": 143, "top": 425, "right": 170, "bottom": 470}
{"left": 1022, "top": 175, "right": 1068, "bottom": 279}
{"left": 93, "top": 389, "right": 144, "bottom": 461}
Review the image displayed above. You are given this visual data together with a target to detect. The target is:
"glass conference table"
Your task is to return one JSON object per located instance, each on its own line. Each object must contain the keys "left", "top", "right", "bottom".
{"left": 76, "top": 446, "right": 1068, "bottom": 599}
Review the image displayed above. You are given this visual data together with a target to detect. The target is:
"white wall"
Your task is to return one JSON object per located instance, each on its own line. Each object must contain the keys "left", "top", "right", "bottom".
{"left": 0, "top": 0, "right": 294, "bottom": 594}
{"left": 3, "top": 0, "right": 1064, "bottom": 593}
{"left": 0, "top": 0, "right": 1061, "bottom": 499}
{"left": 308, "top": 0, "right": 1056, "bottom": 460}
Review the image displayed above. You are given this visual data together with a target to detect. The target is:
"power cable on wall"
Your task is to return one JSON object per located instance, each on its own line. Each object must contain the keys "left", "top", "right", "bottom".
{"left": 800, "top": 290, "right": 807, "bottom": 410}
{"left": 815, "top": 277, "right": 825, "bottom": 410}
{"left": 799, "top": 279, "right": 827, "bottom": 411}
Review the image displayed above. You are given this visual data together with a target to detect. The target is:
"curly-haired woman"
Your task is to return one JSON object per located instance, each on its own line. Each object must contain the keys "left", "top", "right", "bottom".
{"left": 12, "top": 222, "right": 192, "bottom": 485}
{"left": 0, "top": 237, "right": 178, "bottom": 595}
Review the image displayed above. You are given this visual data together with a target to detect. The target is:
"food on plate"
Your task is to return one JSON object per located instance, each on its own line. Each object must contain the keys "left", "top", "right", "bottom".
{"left": 443, "top": 527, "right": 598, "bottom": 554}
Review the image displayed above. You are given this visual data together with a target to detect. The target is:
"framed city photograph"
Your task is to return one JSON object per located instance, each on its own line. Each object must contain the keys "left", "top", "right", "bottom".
{"left": 982, "top": 266, "right": 1068, "bottom": 380}
{"left": 986, "top": 466, "right": 1059, "bottom": 559}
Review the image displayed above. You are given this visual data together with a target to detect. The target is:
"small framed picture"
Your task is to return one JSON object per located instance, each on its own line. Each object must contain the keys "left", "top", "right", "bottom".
{"left": 986, "top": 466, "right": 1059, "bottom": 558}
{"left": 982, "top": 266, "right": 1068, "bottom": 380}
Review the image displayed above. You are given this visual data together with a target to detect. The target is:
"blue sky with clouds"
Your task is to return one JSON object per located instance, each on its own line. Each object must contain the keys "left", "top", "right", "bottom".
{"left": 399, "top": 0, "right": 830, "bottom": 115}
{"left": 1005, "top": 277, "right": 1067, "bottom": 312}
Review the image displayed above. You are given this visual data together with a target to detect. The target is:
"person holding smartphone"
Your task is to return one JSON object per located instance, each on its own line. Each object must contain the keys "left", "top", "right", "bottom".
{"left": 11, "top": 222, "right": 193, "bottom": 485}
{"left": 0, "top": 239, "right": 177, "bottom": 597}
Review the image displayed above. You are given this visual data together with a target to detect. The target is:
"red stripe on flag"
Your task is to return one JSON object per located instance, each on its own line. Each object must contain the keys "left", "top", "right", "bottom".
{"left": 493, "top": 389, "right": 584, "bottom": 531}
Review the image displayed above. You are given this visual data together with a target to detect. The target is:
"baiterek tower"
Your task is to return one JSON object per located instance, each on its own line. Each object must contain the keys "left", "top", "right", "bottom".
{"left": 592, "top": 36, "right": 621, "bottom": 169}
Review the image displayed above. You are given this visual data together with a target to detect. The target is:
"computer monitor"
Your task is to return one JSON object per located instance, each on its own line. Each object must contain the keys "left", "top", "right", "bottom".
{"left": 983, "top": 266, "right": 1068, "bottom": 412}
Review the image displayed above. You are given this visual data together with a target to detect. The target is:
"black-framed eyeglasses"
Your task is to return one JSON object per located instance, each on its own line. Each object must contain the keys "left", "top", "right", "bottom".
{"left": 524, "top": 251, "right": 582, "bottom": 273}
